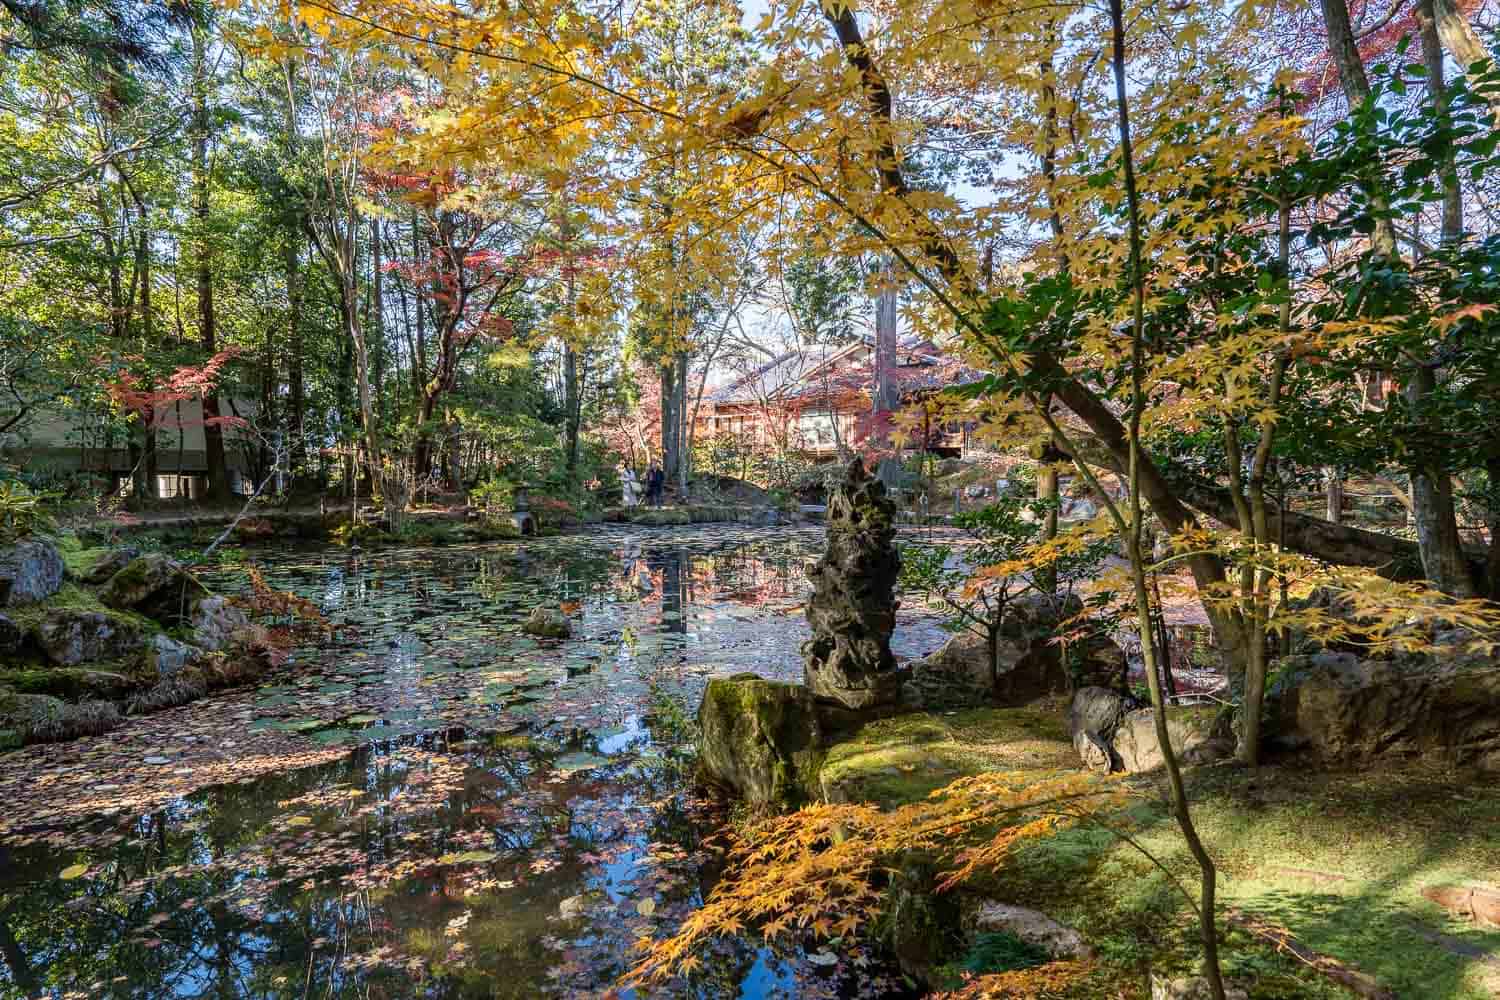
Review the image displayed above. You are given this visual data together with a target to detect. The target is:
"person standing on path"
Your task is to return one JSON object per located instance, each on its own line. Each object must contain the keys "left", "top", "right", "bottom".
{"left": 646, "top": 462, "right": 666, "bottom": 507}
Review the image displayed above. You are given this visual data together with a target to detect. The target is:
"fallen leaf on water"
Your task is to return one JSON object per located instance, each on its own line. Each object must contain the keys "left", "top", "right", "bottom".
{"left": 59, "top": 863, "right": 88, "bottom": 880}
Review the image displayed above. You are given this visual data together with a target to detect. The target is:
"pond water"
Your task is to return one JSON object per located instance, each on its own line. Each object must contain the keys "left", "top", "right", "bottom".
{"left": 0, "top": 526, "right": 944, "bottom": 999}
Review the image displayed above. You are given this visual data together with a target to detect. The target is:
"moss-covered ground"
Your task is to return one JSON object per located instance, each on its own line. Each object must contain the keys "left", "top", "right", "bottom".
{"left": 823, "top": 706, "right": 1500, "bottom": 998}
{"left": 819, "top": 703, "right": 1077, "bottom": 805}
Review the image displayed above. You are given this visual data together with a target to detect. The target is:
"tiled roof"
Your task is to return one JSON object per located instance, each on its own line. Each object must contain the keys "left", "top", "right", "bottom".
{"left": 706, "top": 335, "right": 985, "bottom": 406}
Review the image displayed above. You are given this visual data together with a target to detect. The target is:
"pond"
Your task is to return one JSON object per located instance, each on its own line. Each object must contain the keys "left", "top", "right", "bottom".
{"left": 0, "top": 525, "right": 946, "bottom": 999}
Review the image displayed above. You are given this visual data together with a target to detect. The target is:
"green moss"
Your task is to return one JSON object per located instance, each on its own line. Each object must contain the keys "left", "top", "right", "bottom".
{"left": 8, "top": 578, "right": 162, "bottom": 632}
{"left": 4, "top": 582, "right": 160, "bottom": 635}
{"left": 0, "top": 665, "right": 136, "bottom": 700}
{"left": 49, "top": 534, "right": 108, "bottom": 579}
{"left": 981, "top": 761, "right": 1500, "bottom": 999}
{"left": 699, "top": 674, "right": 826, "bottom": 808}
{"left": 818, "top": 707, "right": 1078, "bottom": 807}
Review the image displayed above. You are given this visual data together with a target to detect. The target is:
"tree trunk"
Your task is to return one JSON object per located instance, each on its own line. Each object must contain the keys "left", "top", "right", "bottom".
{"left": 285, "top": 235, "right": 305, "bottom": 468}
{"left": 564, "top": 342, "right": 581, "bottom": 482}
{"left": 1037, "top": 454, "right": 1060, "bottom": 596}
{"left": 1486, "top": 456, "right": 1500, "bottom": 600}
{"left": 193, "top": 25, "right": 231, "bottom": 503}
{"left": 1108, "top": 0, "right": 1225, "bottom": 990}
{"left": 1317, "top": 0, "right": 1401, "bottom": 260}
{"left": 1421, "top": 0, "right": 1465, "bottom": 245}
{"left": 1431, "top": 0, "right": 1500, "bottom": 122}
{"left": 1324, "top": 468, "right": 1343, "bottom": 523}
{"left": 873, "top": 258, "right": 902, "bottom": 487}
{"left": 1407, "top": 368, "right": 1478, "bottom": 595}
{"left": 372, "top": 218, "right": 386, "bottom": 427}
{"left": 661, "top": 359, "right": 685, "bottom": 486}
{"left": 675, "top": 355, "right": 689, "bottom": 493}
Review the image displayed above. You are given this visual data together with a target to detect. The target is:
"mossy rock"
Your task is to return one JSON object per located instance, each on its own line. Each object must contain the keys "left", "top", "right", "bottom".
{"left": 0, "top": 664, "right": 139, "bottom": 701}
{"left": 696, "top": 674, "right": 829, "bottom": 809}
{"left": 818, "top": 707, "right": 1077, "bottom": 808}
{"left": 0, "top": 689, "right": 120, "bottom": 743}
{"left": 1111, "top": 704, "right": 1236, "bottom": 773}
{"left": 99, "top": 554, "right": 210, "bottom": 625}
{"left": 521, "top": 607, "right": 571, "bottom": 639}
{"left": 632, "top": 509, "right": 692, "bottom": 527}
{"left": 5, "top": 585, "right": 158, "bottom": 667}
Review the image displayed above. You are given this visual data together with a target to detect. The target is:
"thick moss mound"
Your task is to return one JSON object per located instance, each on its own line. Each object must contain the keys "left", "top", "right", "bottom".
{"left": 697, "top": 674, "right": 830, "bottom": 809}
{"left": 818, "top": 705, "right": 1076, "bottom": 807}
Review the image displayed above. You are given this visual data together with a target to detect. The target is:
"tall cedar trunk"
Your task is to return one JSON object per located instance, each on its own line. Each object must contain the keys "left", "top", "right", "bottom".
{"left": 411, "top": 213, "right": 432, "bottom": 478}
{"left": 1317, "top": 0, "right": 1401, "bottom": 259}
{"left": 1108, "top": 0, "right": 1226, "bottom": 991}
{"left": 564, "top": 343, "right": 581, "bottom": 482}
{"left": 100, "top": 187, "right": 125, "bottom": 339}
{"left": 659, "top": 364, "right": 673, "bottom": 474}
{"left": 660, "top": 359, "right": 688, "bottom": 487}
{"left": 1420, "top": 0, "right": 1464, "bottom": 245}
{"left": 675, "top": 355, "right": 689, "bottom": 492}
{"left": 1325, "top": 469, "right": 1344, "bottom": 523}
{"left": 561, "top": 209, "right": 582, "bottom": 483}
{"left": 193, "top": 26, "right": 231, "bottom": 502}
{"left": 134, "top": 180, "right": 158, "bottom": 498}
{"left": 1408, "top": 368, "right": 1478, "bottom": 594}
{"left": 260, "top": 307, "right": 275, "bottom": 479}
{"left": 1485, "top": 455, "right": 1500, "bottom": 599}
{"left": 873, "top": 259, "right": 902, "bottom": 487}
{"left": 342, "top": 213, "right": 380, "bottom": 489}
{"left": 286, "top": 236, "right": 305, "bottom": 468}
{"left": 372, "top": 219, "right": 386, "bottom": 428}
{"left": 1431, "top": 0, "right": 1500, "bottom": 122}
{"left": 1037, "top": 459, "right": 1060, "bottom": 595}
{"left": 1407, "top": 1, "right": 1478, "bottom": 596}
{"left": 280, "top": 77, "right": 307, "bottom": 471}
{"left": 143, "top": 425, "right": 158, "bottom": 500}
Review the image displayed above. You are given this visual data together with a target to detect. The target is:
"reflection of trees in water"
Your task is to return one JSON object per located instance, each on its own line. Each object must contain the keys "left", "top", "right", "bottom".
{"left": 11, "top": 534, "right": 845, "bottom": 998}
{"left": 0, "top": 734, "right": 778, "bottom": 1000}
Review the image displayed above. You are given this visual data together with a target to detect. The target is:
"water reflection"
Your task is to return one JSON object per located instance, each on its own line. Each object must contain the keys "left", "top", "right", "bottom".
{"left": 0, "top": 528, "right": 935, "bottom": 999}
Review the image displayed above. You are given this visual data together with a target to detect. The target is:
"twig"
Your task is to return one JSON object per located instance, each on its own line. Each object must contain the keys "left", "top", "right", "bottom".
{"left": 202, "top": 436, "right": 285, "bottom": 559}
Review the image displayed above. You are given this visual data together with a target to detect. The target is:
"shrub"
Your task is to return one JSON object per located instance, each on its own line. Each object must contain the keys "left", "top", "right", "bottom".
{"left": 0, "top": 480, "right": 57, "bottom": 541}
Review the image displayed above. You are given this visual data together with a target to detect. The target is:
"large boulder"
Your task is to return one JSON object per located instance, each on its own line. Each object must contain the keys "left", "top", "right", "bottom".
{"left": 970, "top": 902, "right": 1093, "bottom": 960}
{"left": 141, "top": 634, "right": 201, "bottom": 678}
{"left": 903, "top": 631, "right": 1025, "bottom": 710}
{"left": 903, "top": 607, "right": 1127, "bottom": 712}
{"left": 997, "top": 593, "right": 1125, "bottom": 695}
{"left": 0, "top": 538, "right": 65, "bottom": 606}
{"left": 697, "top": 674, "right": 831, "bottom": 808}
{"left": 802, "top": 458, "right": 904, "bottom": 710}
{"left": 100, "top": 554, "right": 210, "bottom": 625}
{"left": 521, "top": 606, "right": 571, "bottom": 639}
{"left": 1067, "top": 686, "right": 1141, "bottom": 773}
{"left": 1111, "top": 704, "right": 1236, "bottom": 773}
{"left": 1151, "top": 976, "right": 1249, "bottom": 1000}
{"left": 188, "top": 596, "right": 254, "bottom": 652}
{"left": 82, "top": 546, "right": 140, "bottom": 585}
{"left": 32, "top": 609, "right": 147, "bottom": 666}
{"left": 1067, "top": 687, "right": 1232, "bottom": 773}
{"left": 1268, "top": 650, "right": 1500, "bottom": 771}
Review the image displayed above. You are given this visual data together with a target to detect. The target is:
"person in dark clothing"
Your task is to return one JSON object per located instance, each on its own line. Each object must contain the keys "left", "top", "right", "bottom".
{"left": 646, "top": 462, "right": 666, "bottom": 507}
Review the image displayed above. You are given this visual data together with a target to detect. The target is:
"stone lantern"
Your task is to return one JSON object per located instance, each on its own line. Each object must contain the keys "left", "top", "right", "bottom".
{"left": 511, "top": 484, "right": 535, "bottom": 535}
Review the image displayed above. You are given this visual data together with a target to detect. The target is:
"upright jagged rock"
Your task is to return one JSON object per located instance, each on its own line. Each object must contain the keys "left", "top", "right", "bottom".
{"left": 802, "top": 457, "right": 903, "bottom": 710}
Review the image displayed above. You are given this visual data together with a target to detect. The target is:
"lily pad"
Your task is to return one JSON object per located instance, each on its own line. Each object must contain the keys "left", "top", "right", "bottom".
{"left": 552, "top": 752, "right": 608, "bottom": 775}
